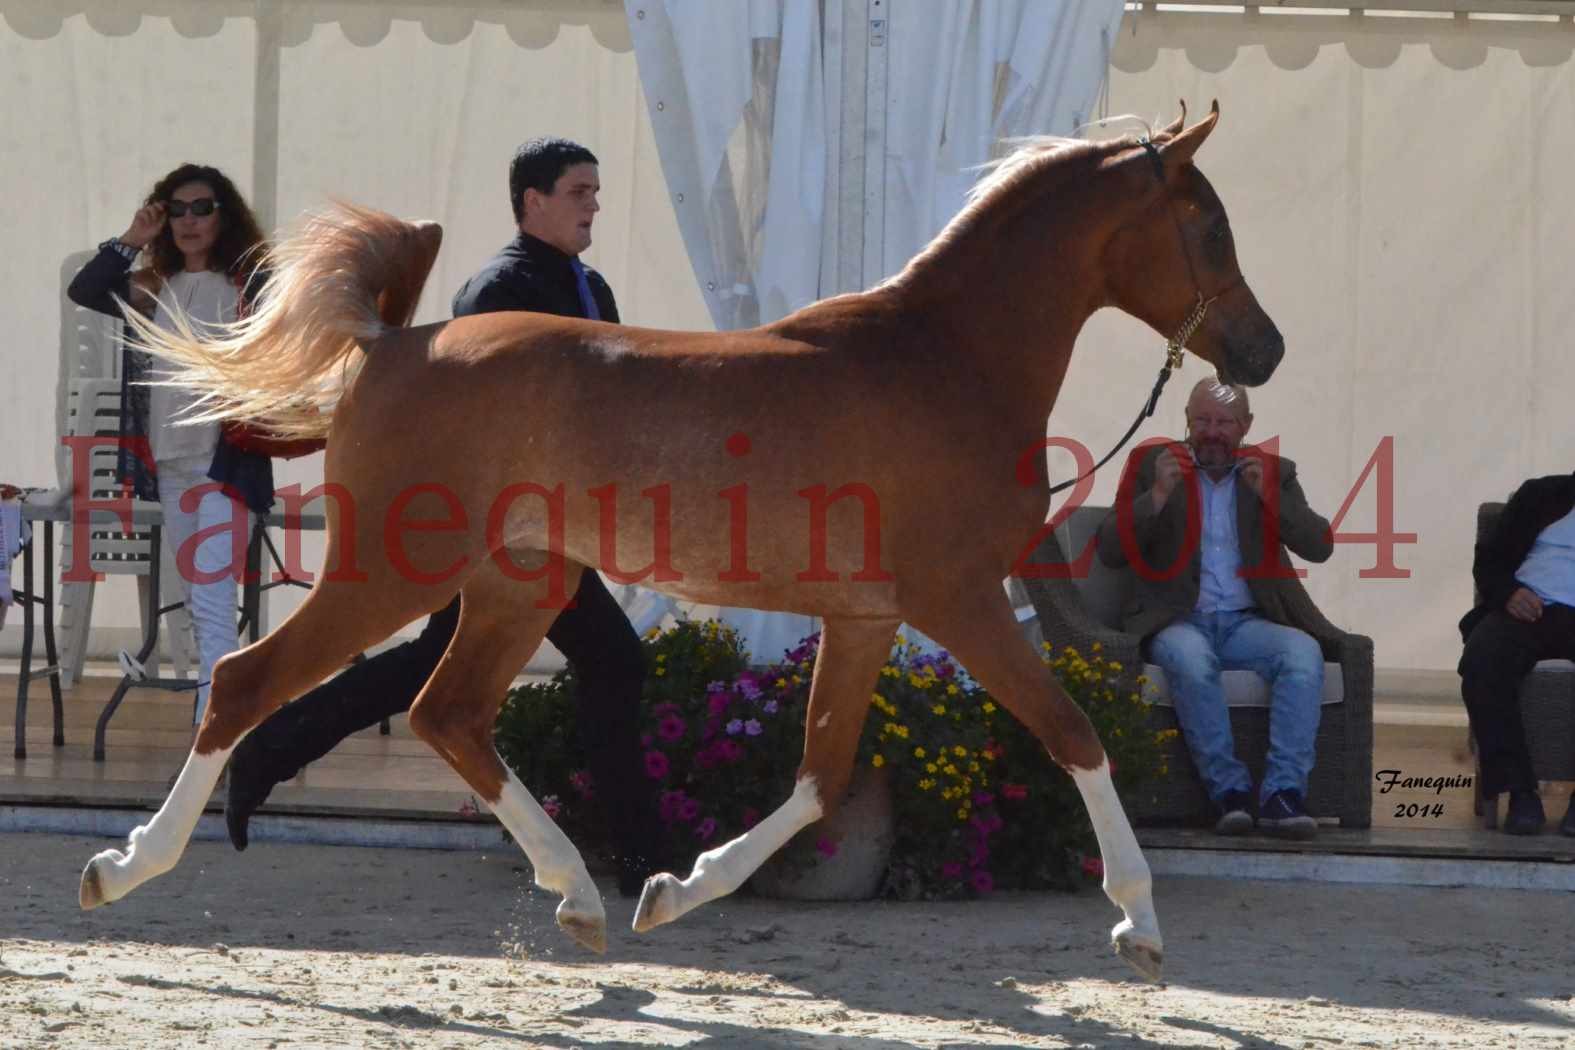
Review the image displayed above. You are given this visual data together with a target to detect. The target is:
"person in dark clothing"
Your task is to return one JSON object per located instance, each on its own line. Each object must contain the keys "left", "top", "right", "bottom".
{"left": 224, "top": 138, "right": 669, "bottom": 893}
{"left": 1458, "top": 471, "right": 1575, "bottom": 837}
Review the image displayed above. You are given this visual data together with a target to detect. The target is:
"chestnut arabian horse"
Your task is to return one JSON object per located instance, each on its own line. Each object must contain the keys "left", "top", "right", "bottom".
{"left": 81, "top": 104, "right": 1282, "bottom": 982}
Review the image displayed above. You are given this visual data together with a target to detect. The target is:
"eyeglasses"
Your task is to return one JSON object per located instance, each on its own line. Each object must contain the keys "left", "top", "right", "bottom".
{"left": 166, "top": 198, "right": 219, "bottom": 218}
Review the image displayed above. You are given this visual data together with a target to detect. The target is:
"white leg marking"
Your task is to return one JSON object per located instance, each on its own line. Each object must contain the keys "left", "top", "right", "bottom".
{"left": 634, "top": 775, "right": 823, "bottom": 932}
{"left": 488, "top": 756, "right": 606, "bottom": 952}
{"left": 80, "top": 747, "right": 231, "bottom": 909}
{"left": 1071, "top": 760, "right": 1164, "bottom": 980}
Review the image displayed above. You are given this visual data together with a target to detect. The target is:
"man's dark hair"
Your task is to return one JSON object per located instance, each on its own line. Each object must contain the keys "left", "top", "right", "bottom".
{"left": 509, "top": 138, "right": 598, "bottom": 223}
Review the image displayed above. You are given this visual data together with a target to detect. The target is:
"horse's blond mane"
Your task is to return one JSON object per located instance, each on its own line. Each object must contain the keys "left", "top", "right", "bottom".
{"left": 884, "top": 131, "right": 1142, "bottom": 290}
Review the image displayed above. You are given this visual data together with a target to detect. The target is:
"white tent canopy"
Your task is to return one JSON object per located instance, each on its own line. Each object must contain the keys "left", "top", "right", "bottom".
{"left": 3, "top": 2, "right": 1573, "bottom": 673}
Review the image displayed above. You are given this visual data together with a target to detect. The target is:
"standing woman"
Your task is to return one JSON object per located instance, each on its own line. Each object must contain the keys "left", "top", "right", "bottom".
{"left": 67, "top": 163, "right": 274, "bottom": 730}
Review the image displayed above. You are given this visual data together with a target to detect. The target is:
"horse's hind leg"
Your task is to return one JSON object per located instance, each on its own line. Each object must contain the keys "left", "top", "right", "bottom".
{"left": 911, "top": 588, "right": 1163, "bottom": 982}
{"left": 635, "top": 616, "right": 898, "bottom": 933}
{"left": 405, "top": 556, "right": 606, "bottom": 953}
{"left": 80, "top": 573, "right": 442, "bottom": 909}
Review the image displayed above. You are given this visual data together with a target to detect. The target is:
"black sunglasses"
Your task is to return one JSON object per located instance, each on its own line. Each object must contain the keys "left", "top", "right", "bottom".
{"left": 166, "top": 198, "right": 219, "bottom": 218}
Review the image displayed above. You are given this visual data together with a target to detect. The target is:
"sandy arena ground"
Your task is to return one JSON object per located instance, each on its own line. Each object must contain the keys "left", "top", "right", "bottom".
{"left": 2, "top": 832, "right": 1572, "bottom": 1048}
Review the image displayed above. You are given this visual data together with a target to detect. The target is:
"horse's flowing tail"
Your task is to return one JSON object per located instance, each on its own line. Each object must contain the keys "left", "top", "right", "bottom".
{"left": 121, "top": 202, "right": 442, "bottom": 439}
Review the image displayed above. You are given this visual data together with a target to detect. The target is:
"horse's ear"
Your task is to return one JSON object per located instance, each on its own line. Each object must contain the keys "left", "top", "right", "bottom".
{"left": 1159, "top": 99, "right": 1219, "bottom": 171}
{"left": 1156, "top": 101, "right": 1187, "bottom": 139}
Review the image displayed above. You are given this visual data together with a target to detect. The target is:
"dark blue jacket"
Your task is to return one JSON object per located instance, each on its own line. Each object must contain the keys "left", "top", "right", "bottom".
{"left": 452, "top": 232, "right": 619, "bottom": 321}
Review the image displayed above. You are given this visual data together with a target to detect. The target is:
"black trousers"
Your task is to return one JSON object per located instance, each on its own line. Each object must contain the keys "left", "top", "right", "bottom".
{"left": 239, "top": 570, "right": 659, "bottom": 862}
{"left": 1458, "top": 602, "right": 1575, "bottom": 796}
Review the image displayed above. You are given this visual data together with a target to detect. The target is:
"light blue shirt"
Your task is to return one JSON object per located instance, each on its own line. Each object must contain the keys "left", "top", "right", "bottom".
{"left": 1195, "top": 468, "right": 1255, "bottom": 614}
{"left": 1517, "top": 505, "right": 1575, "bottom": 609}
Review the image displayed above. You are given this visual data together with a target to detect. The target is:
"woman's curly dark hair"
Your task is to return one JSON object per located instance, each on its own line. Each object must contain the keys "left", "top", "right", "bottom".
{"left": 142, "top": 163, "right": 267, "bottom": 279}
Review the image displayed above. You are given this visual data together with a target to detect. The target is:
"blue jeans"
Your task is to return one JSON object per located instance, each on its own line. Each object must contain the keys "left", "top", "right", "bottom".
{"left": 1148, "top": 609, "right": 1324, "bottom": 806}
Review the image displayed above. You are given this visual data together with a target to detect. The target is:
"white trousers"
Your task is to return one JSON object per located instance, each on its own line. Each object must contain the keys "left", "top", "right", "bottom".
{"left": 155, "top": 455, "right": 246, "bottom": 725}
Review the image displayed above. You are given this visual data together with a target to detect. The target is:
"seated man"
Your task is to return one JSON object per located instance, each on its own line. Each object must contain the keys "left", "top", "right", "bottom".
{"left": 1458, "top": 470, "right": 1575, "bottom": 836}
{"left": 1096, "top": 378, "right": 1334, "bottom": 838}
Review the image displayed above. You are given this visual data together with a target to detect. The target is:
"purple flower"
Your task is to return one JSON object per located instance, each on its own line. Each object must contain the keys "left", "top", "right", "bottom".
{"left": 695, "top": 817, "right": 718, "bottom": 842}
{"left": 971, "top": 870, "right": 995, "bottom": 894}
{"left": 707, "top": 691, "right": 730, "bottom": 715}
{"left": 706, "top": 680, "right": 727, "bottom": 693}
{"left": 643, "top": 750, "right": 670, "bottom": 780}
{"left": 736, "top": 673, "right": 762, "bottom": 701}
{"left": 972, "top": 790, "right": 994, "bottom": 807}
{"left": 678, "top": 797, "right": 700, "bottom": 823}
{"left": 743, "top": 719, "right": 763, "bottom": 736}
{"left": 725, "top": 718, "right": 744, "bottom": 736}
{"left": 941, "top": 861, "right": 964, "bottom": 879}
{"left": 719, "top": 740, "right": 745, "bottom": 763}
{"left": 657, "top": 714, "right": 686, "bottom": 743}
{"left": 815, "top": 836, "right": 839, "bottom": 858}
{"left": 762, "top": 700, "right": 779, "bottom": 715}
{"left": 658, "top": 790, "right": 683, "bottom": 822}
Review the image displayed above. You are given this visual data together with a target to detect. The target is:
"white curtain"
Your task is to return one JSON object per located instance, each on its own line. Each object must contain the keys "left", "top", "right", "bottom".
{"left": 626, "top": 0, "right": 1123, "bottom": 661}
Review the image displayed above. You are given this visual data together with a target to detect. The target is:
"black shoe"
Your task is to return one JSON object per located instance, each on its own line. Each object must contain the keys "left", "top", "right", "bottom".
{"left": 1560, "top": 799, "right": 1575, "bottom": 838}
{"left": 1258, "top": 789, "right": 1317, "bottom": 839}
{"left": 1503, "top": 791, "right": 1546, "bottom": 836}
{"left": 224, "top": 736, "right": 281, "bottom": 852}
{"left": 1212, "top": 790, "right": 1254, "bottom": 836}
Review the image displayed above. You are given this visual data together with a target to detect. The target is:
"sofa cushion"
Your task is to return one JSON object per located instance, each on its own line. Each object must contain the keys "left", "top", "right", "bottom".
{"left": 1141, "top": 662, "right": 1346, "bottom": 707}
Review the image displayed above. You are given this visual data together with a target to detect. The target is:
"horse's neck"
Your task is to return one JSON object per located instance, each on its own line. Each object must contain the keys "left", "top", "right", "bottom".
{"left": 892, "top": 207, "right": 1107, "bottom": 426}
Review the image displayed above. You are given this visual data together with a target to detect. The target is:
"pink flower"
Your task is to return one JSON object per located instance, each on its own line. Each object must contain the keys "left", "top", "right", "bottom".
{"left": 542, "top": 795, "right": 561, "bottom": 820}
{"left": 741, "top": 807, "right": 761, "bottom": 829}
{"left": 644, "top": 750, "right": 670, "bottom": 779}
{"left": 695, "top": 817, "right": 718, "bottom": 842}
{"left": 1081, "top": 855, "right": 1104, "bottom": 880}
{"left": 678, "top": 797, "right": 700, "bottom": 823}
{"left": 569, "top": 770, "right": 595, "bottom": 799}
{"left": 941, "top": 861, "right": 964, "bottom": 879}
{"left": 971, "top": 870, "right": 995, "bottom": 894}
{"left": 719, "top": 740, "right": 745, "bottom": 763}
{"left": 1001, "top": 783, "right": 1028, "bottom": 802}
{"left": 708, "top": 691, "right": 731, "bottom": 715}
{"left": 658, "top": 790, "right": 684, "bottom": 823}
{"left": 657, "top": 714, "right": 686, "bottom": 743}
{"left": 815, "top": 836, "right": 839, "bottom": 858}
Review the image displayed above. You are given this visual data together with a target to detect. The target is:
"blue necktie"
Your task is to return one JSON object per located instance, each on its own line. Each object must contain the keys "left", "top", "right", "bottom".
{"left": 570, "top": 258, "right": 601, "bottom": 321}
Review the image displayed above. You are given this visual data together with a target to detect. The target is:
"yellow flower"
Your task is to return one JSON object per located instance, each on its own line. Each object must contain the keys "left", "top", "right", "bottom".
{"left": 944, "top": 764, "right": 959, "bottom": 776}
{"left": 932, "top": 704, "right": 946, "bottom": 716}
{"left": 1108, "top": 660, "right": 1123, "bottom": 671}
{"left": 956, "top": 808, "right": 969, "bottom": 820}
{"left": 1090, "top": 641, "right": 1102, "bottom": 652}
{"left": 894, "top": 725, "right": 910, "bottom": 739}
{"left": 925, "top": 763, "right": 938, "bottom": 774}
{"left": 968, "top": 762, "right": 980, "bottom": 773}
{"left": 655, "top": 652, "right": 667, "bottom": 662}
{"left": 871, "top": 754, "right": 885, "bottom": 768}
{"left": 913, "top": 746, "right": 926, "bottom": 759}
{"left": 947, "top": 684, "right": 960, "bottom": 696}
{"left": 982, "top": 701, "right": 995, "bottom": 713}
{"left": 775, "top": 678, "right": 787, "bottom": 689}
{"left": 881, "top": 667, "right": 900, "bottom": 679}
{"left": 952, "top": 745, "right": 966, "bottom": 757}
{"left": 654, "top": 667, "right": 666, "bottom": 676}
{"left": 792, "top": 674, "right": 803, "bottom": 685}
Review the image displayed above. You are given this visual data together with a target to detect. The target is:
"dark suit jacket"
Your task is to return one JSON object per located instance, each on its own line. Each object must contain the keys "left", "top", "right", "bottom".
{"left": 451, "top": 232, "right": 619, "bottom": 321}
{"left": 1458, "top": 473, "right": 1575, "bottom": 641}
{"left": 1096, "top": 444, "right": 1334, "bottom": 641}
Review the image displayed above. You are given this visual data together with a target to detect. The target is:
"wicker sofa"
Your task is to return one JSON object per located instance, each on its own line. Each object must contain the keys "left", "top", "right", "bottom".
{"left": 1470, "top": 503, "right": 1575, "bottom": 827}
{"left": 1022, "top": 504, "right": 1374, "bottom": 828}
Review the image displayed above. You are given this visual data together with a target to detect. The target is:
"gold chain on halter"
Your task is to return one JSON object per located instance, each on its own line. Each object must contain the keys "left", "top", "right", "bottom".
{"left": 1165, "top": 292, "right": 1211, "bottom": 370}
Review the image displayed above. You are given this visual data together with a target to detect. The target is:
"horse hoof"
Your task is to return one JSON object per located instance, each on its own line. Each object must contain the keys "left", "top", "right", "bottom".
{"left": 632, "top": 872, "right": 680, "bottom": 933}
{"left": 79, "top": 853, "right": 118, "bottom": 910}
{"left": 1113, "top": 930, "right": 1164, "bottom": 983}
{"left": 557, "top": 911, "right": 607, "bottom": 954}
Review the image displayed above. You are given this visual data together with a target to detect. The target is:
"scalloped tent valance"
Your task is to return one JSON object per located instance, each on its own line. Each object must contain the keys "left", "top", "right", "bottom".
{"left": 0, "top": 1, "right": 634, "bottom": 51}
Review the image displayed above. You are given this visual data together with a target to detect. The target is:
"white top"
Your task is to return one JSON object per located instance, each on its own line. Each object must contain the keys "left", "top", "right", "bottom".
{"left": 148, "top": 270, "right": 238, "bottom": 464}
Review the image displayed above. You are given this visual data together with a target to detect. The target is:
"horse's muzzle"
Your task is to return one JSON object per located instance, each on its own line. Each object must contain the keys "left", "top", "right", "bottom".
{"left": 1221, "top": 329, "right": 1284, "bottom": 387}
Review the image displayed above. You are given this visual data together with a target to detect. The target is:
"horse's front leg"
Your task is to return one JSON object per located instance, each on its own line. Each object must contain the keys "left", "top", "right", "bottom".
{"left": 911, "top": 590, "right": 1163, "bottom": 981}
{"left": 633, "top": 616, "right": 897, "bottom": 933}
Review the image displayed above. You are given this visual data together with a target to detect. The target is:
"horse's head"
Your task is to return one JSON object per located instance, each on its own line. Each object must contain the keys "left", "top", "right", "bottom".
{"left": 1102, "top": 103, "right": 1283, "bottom": 387}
